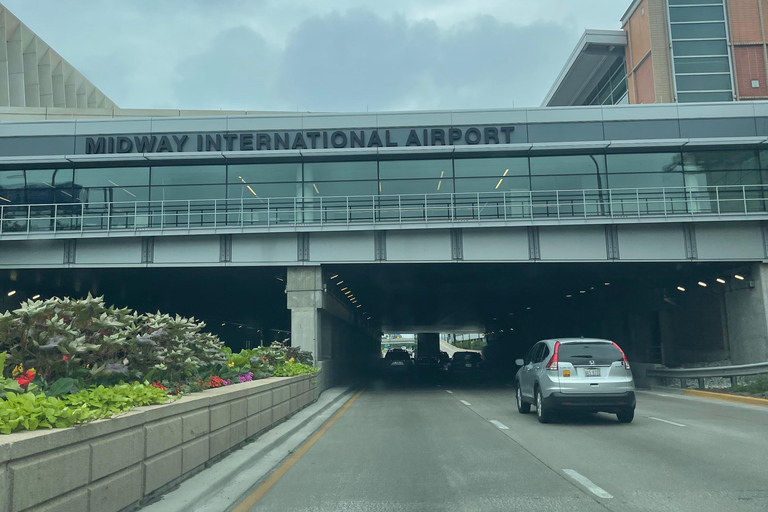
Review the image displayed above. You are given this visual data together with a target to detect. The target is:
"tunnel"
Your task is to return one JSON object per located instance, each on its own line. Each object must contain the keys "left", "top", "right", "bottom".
{"left": 0, "top": 260, "right": 759, "bottom": 390}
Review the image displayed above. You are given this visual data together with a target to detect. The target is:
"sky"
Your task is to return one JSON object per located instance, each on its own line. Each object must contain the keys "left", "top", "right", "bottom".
{"left": 2, "top": 0, "right": 628, "bottom": 113}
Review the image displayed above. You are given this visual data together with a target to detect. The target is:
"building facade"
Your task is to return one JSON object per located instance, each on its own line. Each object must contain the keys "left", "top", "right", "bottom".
{"left": 545, "top": 0, "right": 768, "bottom": 106}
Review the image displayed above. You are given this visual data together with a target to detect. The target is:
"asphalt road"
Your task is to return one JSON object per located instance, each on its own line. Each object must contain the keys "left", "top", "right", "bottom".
{"left": 245, "top": 380, "right": 768, "bottom": 512}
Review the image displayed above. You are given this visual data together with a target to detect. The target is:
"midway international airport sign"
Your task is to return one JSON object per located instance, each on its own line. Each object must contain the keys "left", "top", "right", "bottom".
{"left": 84, "top": 125, "right": 517, "bottom": 154}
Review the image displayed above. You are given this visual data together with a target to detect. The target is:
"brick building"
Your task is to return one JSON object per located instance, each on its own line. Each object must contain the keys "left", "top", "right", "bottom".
{"left": 544, "top": 0, "right": 768, "bottom": 106}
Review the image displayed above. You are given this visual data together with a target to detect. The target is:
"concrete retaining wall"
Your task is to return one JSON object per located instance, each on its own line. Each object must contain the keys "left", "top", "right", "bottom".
{"left": 0, "top": 374, "right": 319, "bottom": 512}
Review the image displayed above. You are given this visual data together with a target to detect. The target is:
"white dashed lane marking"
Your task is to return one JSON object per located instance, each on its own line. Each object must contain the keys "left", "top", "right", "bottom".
{"left": 460, "top": 400, "right": 471, "bottom": 406}
{"left": 648, "top": 416, "right": 686, "bottom": 427}
{"left": 489, "top": 420, "right": 509, "bottom": 430}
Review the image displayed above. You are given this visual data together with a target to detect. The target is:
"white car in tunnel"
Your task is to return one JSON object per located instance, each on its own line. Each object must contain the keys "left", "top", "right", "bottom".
{"left": 515, "top": 338, "right": 636, "bottom": 423}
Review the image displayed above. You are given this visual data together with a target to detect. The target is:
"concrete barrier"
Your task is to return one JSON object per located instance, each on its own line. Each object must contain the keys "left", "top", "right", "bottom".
{"left": 0, "top": 373, "right": 319, "bottom": 512}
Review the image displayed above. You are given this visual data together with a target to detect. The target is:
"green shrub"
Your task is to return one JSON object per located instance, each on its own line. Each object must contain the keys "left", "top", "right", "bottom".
{"left": 271, "top": 361, "right": 318, "bottom": 377}
{"left": 733, "top": 375, "right": 768, "bottom": 395}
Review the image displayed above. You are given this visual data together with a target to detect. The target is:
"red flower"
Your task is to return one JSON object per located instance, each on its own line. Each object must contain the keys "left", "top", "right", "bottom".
{"left": 16, "top": 369, "right": 36, "bottom": 389}
{"left": 262, "top": 356, "right": 267, "bottom": 361}
{"left": 62, "top": 355, "right": 69, "bottom": 362}
{"left": 151, "top": 381, "right": 166, "bottom": 391}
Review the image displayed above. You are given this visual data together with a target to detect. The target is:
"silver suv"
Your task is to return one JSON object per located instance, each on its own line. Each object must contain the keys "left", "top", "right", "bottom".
{"left": 515, "top": 338, "right": 636, "bottom": 423}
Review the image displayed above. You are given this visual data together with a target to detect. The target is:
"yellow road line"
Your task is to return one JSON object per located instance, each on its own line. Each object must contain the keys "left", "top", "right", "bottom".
{"left": 682, "top": 389, "right": 768, "bottom": 407}
{"left": 232, "top": 389, "right": 364, "bottom": 512}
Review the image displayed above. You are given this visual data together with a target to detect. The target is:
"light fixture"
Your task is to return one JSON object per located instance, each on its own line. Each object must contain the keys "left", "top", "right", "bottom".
{"left": 345, "top": 291, "right": 351, "bottom": 295}
{"left": 246, "top": 185, "right": 257, "bottom": 197}
{"left": 367, "top": 317, "right": 371, "bottom": 320}
{"left": 579, "top": 290, "right": 586, "bottom": 294}
{"left": 6, "top": 290, "right": 15, "bottom": 297}
{"left": 503, "top": 169, "right": 510, "bottom": 177}
{"left": 495, "top": 178, "right": 504, "bottom": 190}
{"left": 698, "top": 281, "right": 707, "bottom": 287}
{"left": 566, "top": 294, "right": 572, "bottom": 298}
{"left": 238, "top": 325, "right": 243, "bottom": 329}
{"left": 221, "top": 323, "right": 226, "bottom": 326}
{"left": 526, "top": 306, "right": 532, "bottom": 310}
{"left": 337, "top": 281, "right": 344, "bottom": 285}
{"left": 604, "top": 282, "right": 610, "bottom": 286}
{"left": 357, "top": 305, "right": 362, "bottom": 308}
{"left": 0, "top": 196, "right": 10, "bottom": 203}
{"left": 341, "top": 287, "right": 348, "bottom": 291}
{"left": 716, "top": 278, "right": 726, "bottom": 284}
{"left": 313, "top": 184, "right": 320, "bottom": 194}
{"left": 275, "top": 277, "right": 284, "bottom": 282}
{"left": 677, "top": 286, "right": 686, "bottom": 292}
{"left": 31, "top": 294, "right": 40, "bottom": 300}
{"left": 735, "top": 274, "right": 745, "bottom": 281}
{"left": 331, "top": 275, "right": 339, "bottom": 279}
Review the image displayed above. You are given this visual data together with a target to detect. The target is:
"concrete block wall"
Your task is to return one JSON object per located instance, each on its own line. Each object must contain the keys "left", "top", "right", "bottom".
{"left": 0, "top": 374, "right": 317, "bottom": 512}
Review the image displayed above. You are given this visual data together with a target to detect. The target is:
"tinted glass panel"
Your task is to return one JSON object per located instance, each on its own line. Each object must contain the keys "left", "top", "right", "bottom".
{"left": 227, "top": 182, "right": 300, "bottom": 199}
{"left": 531, "top": 174, "right": 600, "bottom": 191}
{"left": 228, "top": 163, "right": 301, "bottom": 183}
{"left": 379, "top": 179, "right": 454, "bottom": 195}
{"left": 379, "top": 159, "right": 452, "bottom": 179}
{"left": 304, "top": 180, "right": 378, "bottom": 197}
{"left": 607, "top": 172, "right": 685, "bottom": 189}
{"left": 676, "top": 74, "right": 732, "bottom": 92}
{"left": 0, "top": 170, "right": 24, "bottom": 189}
{"left": 673, "top": 40, "right": 728, "bottom": 56}
{"left": 559, "top": 343, "right": 623, "bottom": 365}
{"left": 530, "top": 155, "right": 605, "bottom": 175}
{"left": 150, "top": 185, "right": 226, "bottom": 201}
{"left": 303, "top": 161, "right": 377, "bottom": 181}
{"left": 454, "top": 157, "right": 528, "bottom": 177}
{"left": 607, "top": 153, "right": 682, "bottom": 173}
{"left": 455, "top": 177, "right": 529, "bottom": 193}
{"left": 75, "top": 167, "right": 150, "bottom": 187}
{"left": 685, "top": 170, "right": 764, "bottom": 187}
{"left": 683, "top": 150, "right": 759, "bottom": 171}
{"left": 674, "top": 56, "right": 731, "bottom": 73}
{"left": 78, "top": 187, "right": 149, "bottom": 203}
{"left": 671, "top": 22, "right": 727, "bottom": 39}
{"left": 150, "top": 165, "right": 225, "bottom": 185}
{"left": 669, "top": 6, "right": 724, "bottom": 22}
{"left": 677, "top": 91, "right": 733, "bottom": 102}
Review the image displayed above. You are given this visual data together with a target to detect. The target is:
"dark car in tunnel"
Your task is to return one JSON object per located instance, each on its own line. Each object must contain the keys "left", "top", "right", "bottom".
{"left": 449, "top": 351, "right": 483, "bottom": 376}
{"left": 383, "top": 349, "right": 413, "bottom": 375}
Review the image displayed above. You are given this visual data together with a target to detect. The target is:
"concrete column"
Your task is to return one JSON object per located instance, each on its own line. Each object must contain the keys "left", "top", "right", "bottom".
{"left": 22, "top": 31, "right": 40, "bottom": 107}
{"left": 286, "top": 266, "right": 325, "bottom": 360}
{"left": 7, "top": 24, "right": 24, "bottom": 106}
{"left": 52, "top": 60, "right": 65, "bottom": 107}
{"left": 0, "top": 10, "right": 10, "bottom": 107}
{"left": 725, "top": 263, "right": 768, "bottom": 364}
{"left": 38, "top": 47, "right": 53, "bottom": 108}
{"left": 64, "top": 62, "right": 77, "bottom": 108}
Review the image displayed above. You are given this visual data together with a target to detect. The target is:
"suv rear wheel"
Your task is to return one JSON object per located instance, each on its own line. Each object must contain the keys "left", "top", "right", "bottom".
{"left": 516, "top": 383, "right": 530, "bottom": 414}
{"left": 536, "top": 387, "right": 553, "bottom": 424}
{"left": 617, "top": 408, "right": 635, "bottom": 423}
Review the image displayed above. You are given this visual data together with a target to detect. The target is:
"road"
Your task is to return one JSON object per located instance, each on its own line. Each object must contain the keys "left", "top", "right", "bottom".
{"left": 243, "top": 380, "right": 768, "bottom": 512}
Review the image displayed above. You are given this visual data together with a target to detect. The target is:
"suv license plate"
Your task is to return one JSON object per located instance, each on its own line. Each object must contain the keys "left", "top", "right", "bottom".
{"left": 465, "top": 363, "right": 472, "bottom": 368}
{"left": 585, "top": 369, "right": 601, "bottom": 377}
{"left": 392, "top": 361, "right": 404, "bottom": 366}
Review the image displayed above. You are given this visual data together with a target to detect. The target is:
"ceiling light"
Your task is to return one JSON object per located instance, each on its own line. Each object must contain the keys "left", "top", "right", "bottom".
{"left": 698, "top": 281, "right": 707, "bottom": 287}
{"left": 526, "top": 307, "right": 532, "bottom": 310}
{"left": 221, "top": 323, "right": 226, "bottom": 326}
{"left": 604, "top": 282, "right": 610, "bottom": 286}
{"left": 0, "top": 196, "right": 10, "bottom": 203}
{"left": 345, "top": 291, "right": 351, "bottom": 295}
{"left": 503, "top": 169, "right": 510, "bottom": 177}
{"left": 357, "top": 305, "right": 362, "bottom": 308}
{"left": 341, "top": 287, "right": 348, "bottom": 291}
{"left": 677, "top": 286, "right": 686, "bottom": 292}
{"left": 313, "top": 184, "right": 320, "bottom": 194}
{"left": 716, "top": 278, "right": 726, "bottom": 284}
{"left": 367, "top": 317, "right": 371, "bottom": 320}
{"left": 31, "top": 294, "right": 40, "bottom": 300}
{"left": 337, "top": 281, "right": 344, "bottom": 285}
{"left": 246, "top": 185, "right": 257, "bottom": 196}
{"left": 238, "top": 325, "right": 243, "bottom": 329}
{"left": 735, "top": 274, "right": 745, "bottom": 281}
{"left": 6, "top": 290, "right": 15, "bottom": 297}
{"left": 331, "top": 275, "right": 338, "bottom": 279}
{"left": 566, "top": 294, "right": 572, "bottom": 298}
{"left": 495, "top": 178, "right": 504, "bottom": 190}
{"left": 579, "top": 290, "right": 586, "bottom": 294}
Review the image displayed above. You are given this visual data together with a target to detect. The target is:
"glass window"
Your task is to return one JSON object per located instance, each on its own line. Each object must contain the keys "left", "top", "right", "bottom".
{"left": 676, "top": 74, "right": 732, "bottom": 92}
{"left": 303, "top": 161, "right": 377, "bottom": 181}
{"left": 304, "top": 181, "right": 378, "bottom": 197}
{"left": 379, "top": 179, "right": 454, "bottom": 195}
{"left": 379, "top": 159, "right": 452, "bottom": 179}
{"left": 669, "top": 6, "right": 725, "bottom": 23}
{"left": 0, "top": 170, "right": 24, "bottom": 189}
{"left": 150, "top": 165, "right": 225, "bottom": 186}
{"left": 74, "top": 167, "right": 150, "bottom": 187}
{"left": 530, "top": 155, "right": 605, "bottom": 176}
{"left": 558, "top": 343, "right": 623, "bottom": 365}
{"left": 671, "top": 23, "right": 727, "bottom": 40}
{"left": 674, "top": 56, "right": 731, "bottom": 74}
{"left": 227, "top": 182, "right": 300, "bottom": 199}
{"left": 150, "top": 185, "right": 226, "bottom": 201}
{"left": 78, "top": 187, "right": 149, "bottom": 204}
{"left": 673, "top": 40, "right": 728, "bottom": 57}
{"left": 607, "top": 172, "right": 685, "bottom": 190}
{"left": 531, "top": 174, "right": 600, "bottom": 191}
{"left": 454, "top": 157, "right": 528, "bottom": 178}
{"left": 677, "top": 91, "right": 733, "bottom": 102}
{"left": 607, "top": 153, "right": 683, "bottom": 174}
{"left": 685, "top": 170, "right": 764, "bottom": 188}
{"left": 683, "top": 150, "right": 759, "bottom": 172}
{"left": 228, "top": 163, "right": 301, "bottom": 184}
{"left": 455, "top": 177, "right": 529, "bottom": 193}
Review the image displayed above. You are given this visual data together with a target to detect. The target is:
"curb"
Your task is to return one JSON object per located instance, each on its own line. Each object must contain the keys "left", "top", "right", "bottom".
{"left": 681, "top": 389, "right": 768, "bottom": 407}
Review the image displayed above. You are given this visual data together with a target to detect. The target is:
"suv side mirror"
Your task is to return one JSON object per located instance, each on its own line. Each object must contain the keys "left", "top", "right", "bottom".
{"left": 515, "top": 359, "right": 524, "bottom": 366}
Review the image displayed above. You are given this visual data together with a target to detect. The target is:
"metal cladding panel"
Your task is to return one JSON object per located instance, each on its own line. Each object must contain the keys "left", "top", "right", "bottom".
{"left": 149, "top": 116, "right": 229, "bottom": 133}
{"left": 309, "top": 232, "right": 375, "bottom": 263}
{"left": 153, "top": 236, "right": 220, "bottom": 264}
{"left": 74, "top": 118, "right": 153, "bottom": 136}
{"left": 461, "top": 228, "right": 530, "bottom": 261}
{"left": 617, "top": 224, "right": 687, "bottom": 260}
{"left": 0, "top": 240, "right": 65, "bottom": 266}
{"left": 231, "top": 233, "right": 297, "bottom": 263}
{"left": 375, "top": 111, "right": 454, "bottom": 128}
{"left": 302, "top": 114, "right": 379, "bottom": 130}
{"left": 0, "top": 135, "right": 74, "bottom": 156}
{"left": 385, "top": 230, "right": 453, "bottom": 261}
{"left": 75, "top": 238, "right": 142, "bottom": 265}
{"left": 538, "top": 226, "right": 607, "bottom": 261}
{"left": 451, "top": 110, "right": 528, "bottom": 126}
{"left": 695, "top": 222, "right": 765, "bottom": 261}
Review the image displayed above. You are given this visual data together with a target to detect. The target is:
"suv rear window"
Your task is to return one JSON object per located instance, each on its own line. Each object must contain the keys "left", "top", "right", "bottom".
{"left": 558, "top": 343, "right": 623, "bottom": 366}
{"left": 385, "top": 351, "right": 410, "bottom": 360}
{"left": 452, "top": 352, "right": 481, "bottom": 361}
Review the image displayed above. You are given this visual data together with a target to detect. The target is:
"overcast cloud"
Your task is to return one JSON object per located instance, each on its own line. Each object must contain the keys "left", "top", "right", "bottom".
{"left": 2, "top": 0, "right": 627, "bottom": 112}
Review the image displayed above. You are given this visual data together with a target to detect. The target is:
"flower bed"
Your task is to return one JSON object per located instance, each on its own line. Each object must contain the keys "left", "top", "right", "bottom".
{"left": 0, "top": 295, "right": 317, "bottom": 434}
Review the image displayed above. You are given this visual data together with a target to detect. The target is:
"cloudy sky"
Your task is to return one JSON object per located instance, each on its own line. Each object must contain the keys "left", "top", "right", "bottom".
{"left": 2, "top": 0, "right": 628, "bottom": 112}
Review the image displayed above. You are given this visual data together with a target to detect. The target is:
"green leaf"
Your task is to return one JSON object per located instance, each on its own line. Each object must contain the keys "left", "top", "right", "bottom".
{"left": 48, "top": 378, "right": 75, "bottom": 397}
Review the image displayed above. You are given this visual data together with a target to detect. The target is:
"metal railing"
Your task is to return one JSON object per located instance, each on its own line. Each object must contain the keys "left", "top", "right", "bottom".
{"left": 646, "top": 362, "right": 768, "bottom": 389}
{"left": 1, "top": 184, "right": 767, "bottom": 236}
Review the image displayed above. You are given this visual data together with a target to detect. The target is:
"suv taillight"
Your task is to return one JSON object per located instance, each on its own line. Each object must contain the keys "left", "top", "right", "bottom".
{"left": 612, "top": 341, "right": 631, "bottom": 370}
{"left": 545, "top": 342, "right": 560, "bottom": 371}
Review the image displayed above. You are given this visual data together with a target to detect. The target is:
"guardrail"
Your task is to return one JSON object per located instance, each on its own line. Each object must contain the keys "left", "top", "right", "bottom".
{"left": 647, "top": 361, "right": 768, "bottom": 389}
{"left": 1, "top": 184, "right": 768, "bottom": 236}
